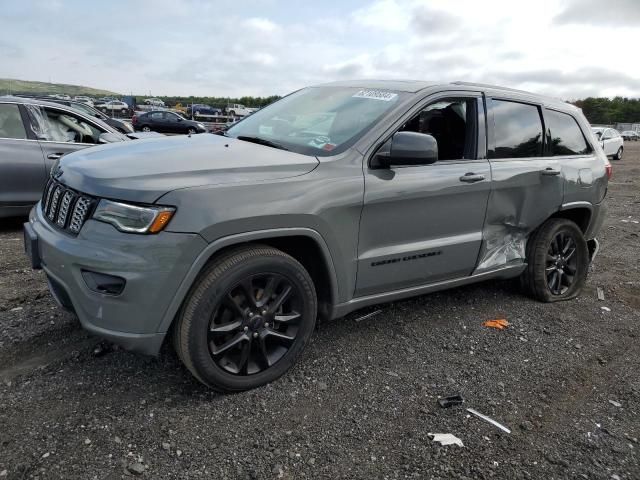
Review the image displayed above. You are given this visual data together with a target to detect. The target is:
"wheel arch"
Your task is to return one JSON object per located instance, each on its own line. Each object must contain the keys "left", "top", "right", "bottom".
{"left": 550, "top": 202, "right": 593, "bottom": 233}
{"left": 156, "top": 228, "right": 339, "bottom": 335}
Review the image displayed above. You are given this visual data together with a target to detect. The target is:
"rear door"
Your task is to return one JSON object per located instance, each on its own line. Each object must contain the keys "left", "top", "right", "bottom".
{"left": 479, "top": 97, "right": 563, "bottom": 272}
{"left": 0, "top": 102, "right": 48, "bottom": 209}
{"left": 356, "top": 92, "right": 491, "bottom": 296}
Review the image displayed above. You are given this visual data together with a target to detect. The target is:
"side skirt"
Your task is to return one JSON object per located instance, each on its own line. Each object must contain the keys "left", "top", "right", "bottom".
{"left": 330, "top": 264, "right": 526, "bottom": 320}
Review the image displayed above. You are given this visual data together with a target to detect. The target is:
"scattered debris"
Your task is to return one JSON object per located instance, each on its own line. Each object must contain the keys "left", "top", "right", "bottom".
{"left": 597, "top": 287, "right": 605, "bottom": 301}
{"left": 438, "top": 395, "right": 464, "bottom": 408}
{"left": 466, "top": 408, "right": 511, "bottom": 434}
{"left": 126, "top": 462, "right": 146, "bottom": 475}
{"left": 428, "top": 433, "right": 464, "bottom": 447}
{"left": 10, "top": 306, "right": 23, "bottom": 312}
{"left": 482, "top": 319, "right": 510, "bottom": 330}
{"left": 354, "top": 309, "right": 382, "bottom": 323}
{"left": 609, "top": 400, "right": 622, "bottom": 408}
{"left": 601, "top": 306, "right": 611, "bottom": 312}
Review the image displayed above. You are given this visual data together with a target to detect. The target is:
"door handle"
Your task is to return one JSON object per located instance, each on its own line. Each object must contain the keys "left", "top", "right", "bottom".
{"left": 541, "top": 167, "right": 561, "bottom": 176}
{"left": 47, "top": 153, "right": 63, "bottom": 160}
{"left": 459, "top": 172, "right": 485, "bottom": 183}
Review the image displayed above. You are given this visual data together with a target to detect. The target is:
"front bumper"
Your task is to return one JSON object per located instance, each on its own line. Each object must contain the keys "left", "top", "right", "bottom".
{"left": 27, "top": 204, "right": 207, "bottom": 355}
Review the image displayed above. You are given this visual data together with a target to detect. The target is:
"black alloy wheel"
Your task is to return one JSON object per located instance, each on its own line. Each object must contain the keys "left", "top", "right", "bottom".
{"left": 521, "top": 218, "right": 589, "bottom": 302}
{"left": 545, "top": 231, "right": 578, "bottom": 295}
{"left": 208, "top": 273, "right": 303, "bottom": 375}
{"left": 173, "top": 245, "right": 317, "bottom": 392}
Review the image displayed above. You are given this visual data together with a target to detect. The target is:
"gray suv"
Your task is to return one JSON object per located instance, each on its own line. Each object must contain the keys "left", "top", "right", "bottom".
{"left": 24, "top": 81, "right": 608, "bottom": 392}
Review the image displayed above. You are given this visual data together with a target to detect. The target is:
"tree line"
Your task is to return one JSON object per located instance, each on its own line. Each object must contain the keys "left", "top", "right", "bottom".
{"left": 571, "top": 97, "right": 640, "bottom": 125}
{"left": 153, "top": 95, "right": 282, "bottom": 110}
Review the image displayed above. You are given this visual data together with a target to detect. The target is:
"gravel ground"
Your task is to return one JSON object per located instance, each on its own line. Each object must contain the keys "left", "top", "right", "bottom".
{"left": 1, "top": 144, "right": 639, "bottom": 479}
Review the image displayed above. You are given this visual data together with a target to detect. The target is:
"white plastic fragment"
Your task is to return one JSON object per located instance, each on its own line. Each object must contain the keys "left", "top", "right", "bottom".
{"left": 428, "top": 433, "right": 464, "bottom": 447}
{"left": 601, "top": 306, "right": 611, "bottom": 312}
{"left": 609, "top": 400, "right": 622, "bottom": 408}
{"left": 466, "top": 408, "right": 511, "bottom": 434}
{"left": 597, "top": 287, "right": 605, "bottom": 301}
{"left": 354, "top": 309, "right": 382, "bottom": 322}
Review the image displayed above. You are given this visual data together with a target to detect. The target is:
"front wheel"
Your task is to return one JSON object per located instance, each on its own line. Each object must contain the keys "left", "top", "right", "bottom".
{"left": 173, "top": 245, "right": 318, "bottom": 392}
{"left": 614, "top": 147, "right": 623, "bottom": 160}
{"left": 141, "top": 125, "right": 151, "bottom": 132}
{"left": 187, "top": 127, "right": 197, "bottom": 135}
{"left": 521, "top": 218, "right": 589, "bottom": 302}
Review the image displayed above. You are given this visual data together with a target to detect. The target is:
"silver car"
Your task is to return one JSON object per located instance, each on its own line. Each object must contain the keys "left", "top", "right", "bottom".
{"left": 0, "top": 96, "right": 149, "bottom": 218}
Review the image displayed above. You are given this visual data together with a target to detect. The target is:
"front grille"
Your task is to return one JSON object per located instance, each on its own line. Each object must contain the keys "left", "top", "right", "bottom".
{"left": 41, "top": 178, "right": 96, "bottom": 235}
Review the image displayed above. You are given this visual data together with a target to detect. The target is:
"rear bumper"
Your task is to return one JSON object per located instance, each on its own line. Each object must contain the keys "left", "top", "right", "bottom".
{"left": 28, "top": 204, "right": 207, "bottom": 355}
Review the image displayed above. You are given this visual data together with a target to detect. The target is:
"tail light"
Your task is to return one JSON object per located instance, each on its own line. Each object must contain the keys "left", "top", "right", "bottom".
{"left": 604, "top": 157, "right": 612, "bottom": 179}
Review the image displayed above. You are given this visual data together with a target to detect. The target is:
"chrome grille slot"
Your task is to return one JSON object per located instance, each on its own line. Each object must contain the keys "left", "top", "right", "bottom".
{"left": 41, "top": 178, "right": 95, "bottom": 235}
{"left": 56, "top": 191, "right": 75, "bottom": 227}
{"left": 47, "top": 186, "right": 63, "bottom": 221}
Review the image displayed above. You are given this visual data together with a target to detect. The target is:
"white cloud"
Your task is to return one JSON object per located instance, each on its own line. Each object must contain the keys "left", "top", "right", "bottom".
{"left": 0, "top": 0, "right": 638, "bottom": 98}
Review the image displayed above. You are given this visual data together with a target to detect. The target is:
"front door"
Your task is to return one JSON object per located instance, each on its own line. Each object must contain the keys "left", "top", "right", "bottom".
{"left": 355, "top": 93, "right": 491, "bottom": 297}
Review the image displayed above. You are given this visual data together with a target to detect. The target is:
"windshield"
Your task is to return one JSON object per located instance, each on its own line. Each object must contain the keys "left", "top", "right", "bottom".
{"left": 227, "top": 86, "right": 405, "bottom": 156}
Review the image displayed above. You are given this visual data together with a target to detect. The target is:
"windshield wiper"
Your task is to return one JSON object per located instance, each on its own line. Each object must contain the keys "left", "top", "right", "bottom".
{"left": 236, "top": 135, "right": 289, "bottom": 151}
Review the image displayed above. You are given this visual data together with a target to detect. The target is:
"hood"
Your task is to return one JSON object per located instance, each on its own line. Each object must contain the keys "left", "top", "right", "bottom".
{"left": 56, "top": 134, "right": 320, "bottom": 203}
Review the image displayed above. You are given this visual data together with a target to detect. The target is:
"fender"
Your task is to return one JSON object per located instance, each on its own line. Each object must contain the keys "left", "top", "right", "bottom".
{"left": 155, "top": 227, "right": 340, "bottom": 334}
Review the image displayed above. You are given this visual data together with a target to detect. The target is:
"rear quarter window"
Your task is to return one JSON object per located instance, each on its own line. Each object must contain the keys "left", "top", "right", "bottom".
{"left": 489, "top": 99, "right": 543, "bottom": 159}
{"left": 544, "top": 109, "right": 591, "bottom": 155}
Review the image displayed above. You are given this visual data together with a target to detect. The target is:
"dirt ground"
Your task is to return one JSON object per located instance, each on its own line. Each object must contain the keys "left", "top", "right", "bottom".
{"left": 0, "top": 144, "right": 639, "bottom": 480}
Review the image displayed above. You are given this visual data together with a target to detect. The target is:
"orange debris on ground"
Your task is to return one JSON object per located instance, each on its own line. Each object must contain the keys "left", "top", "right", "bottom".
{"left": 482, "top": 319, "right": 510, "bottom": 330}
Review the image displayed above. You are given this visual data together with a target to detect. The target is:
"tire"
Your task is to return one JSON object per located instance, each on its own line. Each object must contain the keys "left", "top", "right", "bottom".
{"left": 521, "top": 218, "right": 589, "bottom": 302}
{"left": 101, "top": 108, "right": 107, "bottom": 113}
{"left": 229, "top": 110, "right": 236, "bottom": 117}
{"left": 121, "top": 109, "right": 128, "bottom": 115}
{"left": 173, "top": 245, "right": 317, "bottom": 392}
{"left": 141, "top": 125, "right": 151, "bottom": 132}
{"left": 614, "top": 147, "right": 623, "bottom": 160}
{"left": 187, "top": 127, "right": 197, "bottom": 135}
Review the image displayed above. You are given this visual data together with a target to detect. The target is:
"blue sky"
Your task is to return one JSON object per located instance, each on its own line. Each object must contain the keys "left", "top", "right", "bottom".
{"left": 1, "top": 0, "right": 639, "bottom": 98}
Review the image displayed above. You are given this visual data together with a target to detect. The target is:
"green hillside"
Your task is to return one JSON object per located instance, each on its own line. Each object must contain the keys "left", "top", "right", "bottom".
{"left": 0, "top": 78, "right": 119, "bottom": 97}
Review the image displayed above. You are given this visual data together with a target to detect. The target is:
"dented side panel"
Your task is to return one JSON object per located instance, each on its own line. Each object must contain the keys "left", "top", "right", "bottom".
{"left": 475, "top": 158, "right": 563, "bottom": 272}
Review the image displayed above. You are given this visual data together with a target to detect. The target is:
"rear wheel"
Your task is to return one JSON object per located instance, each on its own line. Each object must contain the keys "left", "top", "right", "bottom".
{"left": 521, "top": 218, "right": 589, "bottom": 302}
{"left": 173, "top": 245, "right": 317, "bottom": 392}
{"left": 614, "top": 146, "right": 623, "bottom": 160}
{"left": 141, "top": 125, "right": 151, "bottom": 132}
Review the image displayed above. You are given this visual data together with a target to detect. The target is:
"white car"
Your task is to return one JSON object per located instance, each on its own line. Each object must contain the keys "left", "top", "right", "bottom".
{"left": 73, "top": 96, "right": 94, "bottom": 107}
{"left": 226, "top": 103, "right": 256, "bottom": 117}
{"left": 99, "top": 100, "right": 131, "bottom": 115}
{"left": 592, "top": 127, "right": 624, "bottom": 160}
{"left": 144, "top": 98, "right": 165, "bottom": 107}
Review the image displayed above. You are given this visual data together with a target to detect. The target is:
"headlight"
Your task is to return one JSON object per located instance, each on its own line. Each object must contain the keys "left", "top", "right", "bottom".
{"left": 93, "top": 200, "right": 175, "bottom": 234}
{"left": 197, "top": 123, "right": 205, "bottom": 129}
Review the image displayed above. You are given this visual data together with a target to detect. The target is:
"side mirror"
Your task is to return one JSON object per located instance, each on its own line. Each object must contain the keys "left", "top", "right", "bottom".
{"left": 372, "top": 131, "right": 438, "bottom": 168}
{"left": 98, "top": 132, "right": 124, "bottom": 144}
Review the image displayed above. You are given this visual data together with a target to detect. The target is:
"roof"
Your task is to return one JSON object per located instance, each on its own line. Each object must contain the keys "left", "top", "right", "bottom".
{"left": 0, "top": 95, "right": 74, "bottom": 109}
{"left": 313, "top": 79, "right": 574, "bottom": 110}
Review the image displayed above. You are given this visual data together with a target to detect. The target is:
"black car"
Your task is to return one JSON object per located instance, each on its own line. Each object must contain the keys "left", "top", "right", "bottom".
{"left": 132, "top": 111, "right": 207, "bottom": 134}
{"left": 16, "top": 96, "right": 134, "bottom": 134}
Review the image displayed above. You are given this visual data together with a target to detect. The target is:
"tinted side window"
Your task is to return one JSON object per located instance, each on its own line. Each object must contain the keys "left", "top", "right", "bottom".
{"left": 545, "top": 109, "right": 590, "bottom": 156}
{"left": 490, "top": 100, "right": 543, "bottom": 159}
{"left": 0, "top": 104, "right": 27, "bottom": 139}
{"left": 150, "top": 112, "right": 163, "bottom": 120}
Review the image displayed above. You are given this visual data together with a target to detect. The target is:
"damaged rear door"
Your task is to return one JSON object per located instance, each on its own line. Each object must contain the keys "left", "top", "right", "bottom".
{"left": 477, "top": 97, "right": 563, "bottom": 272}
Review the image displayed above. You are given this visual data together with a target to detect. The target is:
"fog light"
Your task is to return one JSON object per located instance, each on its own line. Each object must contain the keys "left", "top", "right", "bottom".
{"left": 81, "top": 270, "right": 126, "bottom": 296}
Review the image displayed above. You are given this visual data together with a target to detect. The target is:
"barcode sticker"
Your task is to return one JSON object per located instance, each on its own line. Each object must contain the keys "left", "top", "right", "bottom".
{"left": 352, "top": 89, "right": 398, "bottom": 101}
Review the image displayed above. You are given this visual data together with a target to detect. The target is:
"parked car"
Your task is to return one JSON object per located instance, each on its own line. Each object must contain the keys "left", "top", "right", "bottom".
{"left": 24, "top": 80, "right": 608, "bottom": 392}
{"left": 19, "top": 96, "right": 135, "bottom": 134}
{"left": 225, "top": 103, "right": 256, "bottom": 117}
{"left": 0, "top": 96, "right": 131, "bottom": 218}
{"left": 132, "top": 110, "right": 207, "bottom": 134}
{"left": 186, "top": 104, "right": 222, "bottom": 118}
{"left": 620, "top": 130, "right": 639, "bottom": 141}
{"left": 99, "top": 100, "right": 131, "bottom": 116}
{"left": 73, "top": 96, "right": 94, "bottom": 106}
{"left": 144, "top": 98, "right": 165, "bottom": 107}
{"left": 592, "top": 127, "right": 624, "bottom": 160}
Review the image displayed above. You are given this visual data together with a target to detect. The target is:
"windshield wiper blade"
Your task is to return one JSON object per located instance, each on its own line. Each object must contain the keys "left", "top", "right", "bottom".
{"left": 236, "top": 135, "right": 289, "bottom": 151}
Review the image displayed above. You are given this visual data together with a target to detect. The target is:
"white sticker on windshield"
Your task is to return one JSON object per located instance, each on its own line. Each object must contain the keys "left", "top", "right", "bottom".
{"left": 352, "top": 89, "right": 398, "bottom": 101}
